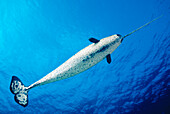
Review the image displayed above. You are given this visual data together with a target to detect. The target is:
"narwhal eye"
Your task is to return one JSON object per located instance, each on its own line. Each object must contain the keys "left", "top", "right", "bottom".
{"left": 116, "top": 34, "right": 121, "bottom": 37}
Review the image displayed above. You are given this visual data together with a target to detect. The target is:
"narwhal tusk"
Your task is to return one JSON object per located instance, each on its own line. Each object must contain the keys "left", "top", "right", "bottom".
{"left": 122, "top": 15, "right": 163, "bottom": 39}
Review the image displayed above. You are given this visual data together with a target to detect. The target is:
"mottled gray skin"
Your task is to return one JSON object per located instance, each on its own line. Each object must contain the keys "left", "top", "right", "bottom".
{"left": 27, "top": 34, "right": 122, "bottom": 90}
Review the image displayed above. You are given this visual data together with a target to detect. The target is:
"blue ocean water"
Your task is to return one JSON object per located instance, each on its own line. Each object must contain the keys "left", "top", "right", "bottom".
{"left": 0, "top": 0, "right": 169, "bottom": 113}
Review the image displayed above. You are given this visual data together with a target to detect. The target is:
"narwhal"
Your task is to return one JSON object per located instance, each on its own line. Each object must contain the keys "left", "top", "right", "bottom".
{"left": 10, "top": 16, "right": 162, "bottom": 107}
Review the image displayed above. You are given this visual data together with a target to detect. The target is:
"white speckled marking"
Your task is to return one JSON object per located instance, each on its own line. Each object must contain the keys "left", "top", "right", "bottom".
{"left": 16, "top": 93, "right": 27, "bottom": 105}
{"left": 11, "top": 81, "right": 22, "bottom": 94}
{"left": 27, "top": 34, "right": 122, "bottom": 89}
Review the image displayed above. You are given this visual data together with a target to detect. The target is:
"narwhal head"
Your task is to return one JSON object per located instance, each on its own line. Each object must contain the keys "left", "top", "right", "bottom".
{"left": 89, "top": 15, "right": 162, "bottom": 55}
{"left": 103, "top": 34, "right": 122, "bottom": 45}
{"left": 98, "top": 34, "right": 123, "bottom": 54}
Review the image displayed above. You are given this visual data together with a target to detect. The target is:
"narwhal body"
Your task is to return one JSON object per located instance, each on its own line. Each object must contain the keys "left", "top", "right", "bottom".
{"left": 10, "top": 16, "right": 162, "bottom": 107}
{"left": 27, "top": 35, "right": 122, "bottom": 90}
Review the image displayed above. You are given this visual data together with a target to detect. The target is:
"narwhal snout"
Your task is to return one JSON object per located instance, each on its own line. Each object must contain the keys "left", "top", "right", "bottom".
{"left": 116, "top": 34, "right": 121, "bottom": 37}
{"left": 116, "top": 34, "right": 123, "bottom": 43}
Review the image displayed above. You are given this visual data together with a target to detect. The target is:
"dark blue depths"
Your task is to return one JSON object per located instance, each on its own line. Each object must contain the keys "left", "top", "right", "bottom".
{"left": 0, "top": 0, "right": 169, "bottom": 113}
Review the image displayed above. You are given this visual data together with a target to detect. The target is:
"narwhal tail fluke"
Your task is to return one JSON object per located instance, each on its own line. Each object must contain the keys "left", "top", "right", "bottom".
{"left": 122, "top": 15, "right": 163, "bottom": 39}
{"left": 10, "top": 76, "right": 28, "bottom": 107}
